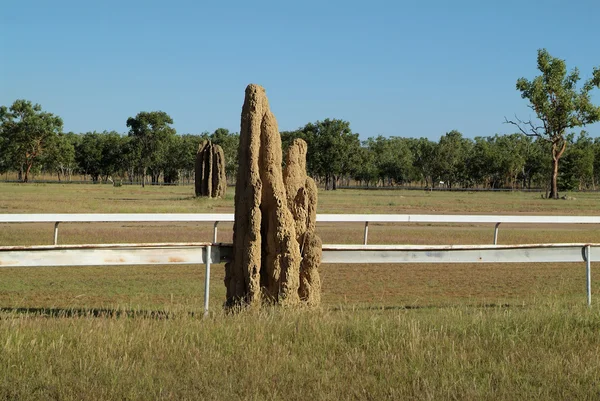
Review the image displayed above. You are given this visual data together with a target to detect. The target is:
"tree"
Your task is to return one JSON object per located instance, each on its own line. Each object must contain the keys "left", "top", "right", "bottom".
{"left": 494, "top": 134, "right": 528, "bottom": 189}
{"left": 408, "top": 137, "right": 437, "bottom": 188}
{"left": 298, "top": 119, "right": 360, "bottom": 190}
{"left": 0, "top": 100, "right": 63, "bottom": 182}
{"left": 126, "top": 111, "right": 176, "bottom": 186}
{"left": 350, "top": 146, "right": 378, "bottom": 186}
{"left": 506, "top": 49, "right": 600, "bottom": 199}
{"left": 42, "top": 132, "right": 77, "bottom": 181}
{"left": 560, "top": 131, "right": 595, "bottom": 191}
{"left": 75, "top": 132, "right": 104, "bottom": 182}
{"left": 0, "top": 111, "right": 12, "bottom": 175}
{"left": 121, "top": 135, "right": 141, "bottom": 184}
{"left": 433, "top": 130, "right": 472, "bottom": 188}
{"left": 365, "top": 136, "right": 414, "bottom": 186}
{"left": 99, "top": 131, "right": 128, "bottom": 182}
{"left": 594, "top": 138, "right": 600, "bottom": 190}
{"left": 162, "top": 134, "right": 185, "bottom": 184}
{"left": 468, "top": 136, "right": 496, "bottom": 188}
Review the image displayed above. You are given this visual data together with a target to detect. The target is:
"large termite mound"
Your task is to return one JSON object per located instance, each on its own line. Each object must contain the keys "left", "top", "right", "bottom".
{"left": 195, "top": 140, "right": 227, "bottom": 198}
{"left": 224, "top": 84, "right": 322, "bottom": 308}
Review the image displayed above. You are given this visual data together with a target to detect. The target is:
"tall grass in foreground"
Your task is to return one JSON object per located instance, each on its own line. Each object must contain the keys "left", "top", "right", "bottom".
{"left": 1, "top": 303, "right": 599, "bottom": 400}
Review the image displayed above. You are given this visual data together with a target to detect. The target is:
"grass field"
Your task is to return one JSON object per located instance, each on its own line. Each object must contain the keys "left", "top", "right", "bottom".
{"left": 1, "top": 183, "right": 600, "bottom": 400}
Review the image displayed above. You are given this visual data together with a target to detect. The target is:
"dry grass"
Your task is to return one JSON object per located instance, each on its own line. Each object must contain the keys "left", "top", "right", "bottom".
{"left": 1, "top": 183, "right": 596, "bottom": 214}
{"left": 1, "top": 183, "right": 600, "bottom": 399}
{"left": 1, "top": 305, "right": 600, "bottom": 400}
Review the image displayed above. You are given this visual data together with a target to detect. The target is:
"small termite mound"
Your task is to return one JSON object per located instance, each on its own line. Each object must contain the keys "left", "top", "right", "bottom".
{"left": 225, "top": 84, "right": 321, "bottom": 309}
{"left": 284, "top": 139, "right": 322, "bottom": 306}
{"left": 195, "top": 140, "right": 227, "bottom": 198}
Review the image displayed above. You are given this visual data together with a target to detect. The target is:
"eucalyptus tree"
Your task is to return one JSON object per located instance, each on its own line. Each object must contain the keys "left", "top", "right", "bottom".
{"left": 75, "top": 132, "right": 104, "bottom": 182}
{"left": 408, "top": 137, "right": 437, "bottom": 188}
{"left": 365, "top": 136, "right": 414, "bottom": 186}
{"left": 494, "top": 134, "right": 528, "bottom": 189}
{"left": 594, "top": 138, "right": 600, "bottom": 190}
{"left": 99, "top": 131, "right": 128, "bottom": 182}
{"left": 42, "top": 132, "right": 77, "bottom": 181}
{"left": 433, "top": 130, "right": 473, "bottom": 188}
{"left": 560, "top": 131, "right": 595, "bottom": 190}
{"left": 126, "top": 111, "right": 176, "bottom": 186}
{"left": 0, "top": 100, "right": 63, "bottom": 182}
{"left": 162, "top": 134, "right": 186, "bottom": 184}
{"left": 506, "top": 49, "right": 600, "bottom": 198}
{"left": 295, "top": 119, "right": 360, "bottom": 190}
{"left": 468, "top": 136, "right": 496, "bottom": 188}
{"left": 350, "top": 146, "right": 378, "bottom": 186}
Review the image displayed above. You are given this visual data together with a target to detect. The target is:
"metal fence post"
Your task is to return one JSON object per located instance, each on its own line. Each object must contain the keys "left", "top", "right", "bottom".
{"left": 363, "top": 222, "right": 369, "bottom": 245}
{"left": 213, "top": 222, "right": 219, "bottom": 243}
{"left": 204, "top": 245, "right": 212, "bottom": 316}
{"left": 586, "top": 245, "right": 592, "bottom": 306}
{"left": 54, "top": 222, "right": 60, "bottom": 245}
{"left": 493, "top": 222, "right": 501, "bottom": 245}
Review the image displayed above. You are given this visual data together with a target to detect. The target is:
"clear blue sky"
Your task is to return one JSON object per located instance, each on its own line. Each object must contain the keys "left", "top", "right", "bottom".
{"left": 1, "top": 0, "right": 599, "bottom": 141}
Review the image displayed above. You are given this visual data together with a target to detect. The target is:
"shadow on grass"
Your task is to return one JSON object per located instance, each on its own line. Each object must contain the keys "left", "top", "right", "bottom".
{"left": 0, "top": 307, "right": 200, "bottom": 319}
{"left": 328, "top": 303, "right": 521, "bottom": 312}
{"left": 104, "top": 197, "right": 198, "bottom": 201}
{"left": 0, "top": 303, "right": 523, "bottom": 319}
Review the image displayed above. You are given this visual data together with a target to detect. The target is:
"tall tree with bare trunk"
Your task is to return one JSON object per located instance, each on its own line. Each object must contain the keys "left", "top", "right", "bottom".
{"left": 506, "top": 49, "right": 600, "bottom": 199}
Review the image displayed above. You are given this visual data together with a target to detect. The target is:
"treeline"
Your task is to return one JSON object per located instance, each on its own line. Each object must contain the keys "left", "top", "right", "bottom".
{"left": 282, "top": 120, "right": 600, "bottom": 192}
{"left": 38, "top": 128, "right": 239, "bottom": 185}
{"left": 0, "top": 102, "right": 238, "bottom": 186}
{"left": 0, "top": 127, "right": 240, "bottom": 185}
{"left": 1, "top": 100, "right": 599, "bottom": 191}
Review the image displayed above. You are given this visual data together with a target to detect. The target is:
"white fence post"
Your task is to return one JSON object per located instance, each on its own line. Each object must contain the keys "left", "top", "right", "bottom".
{"left": 586, "top": 245, "right": 592, "bottom": 306}
{"left": 213, "top": 222, "right": 219, "bottom": 243}
{"left": 54, "top": 222, "right": 60, "bottom": 245}
{"left": 204, "top": 245, "right": 212, "bottom": 316}
{"left": 493, "top": 222, "right": 500, "bottom": 245}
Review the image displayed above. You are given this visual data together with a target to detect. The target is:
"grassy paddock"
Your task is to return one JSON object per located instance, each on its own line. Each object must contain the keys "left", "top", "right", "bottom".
{"left": 1, "top": 183, "right": 600, "bottom": 399}
{"left": 1, "top": 305, "right": 600, "bottom": 400}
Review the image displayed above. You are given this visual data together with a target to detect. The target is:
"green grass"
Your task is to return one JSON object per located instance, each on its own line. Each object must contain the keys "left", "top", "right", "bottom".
{"left": 1, "top": 183, "right": 600, "bottom": 399}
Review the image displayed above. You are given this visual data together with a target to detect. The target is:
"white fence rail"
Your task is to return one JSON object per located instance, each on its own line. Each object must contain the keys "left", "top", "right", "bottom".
{"left": 3, "top": 213, "right": 600, "bottom": 245}
{"left": 1, "top": 213, "right": 599, "bottom": 311}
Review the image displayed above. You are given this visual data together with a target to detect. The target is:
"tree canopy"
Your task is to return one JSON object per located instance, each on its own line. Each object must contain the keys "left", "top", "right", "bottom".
{"left": 0, "top": 100, "right": 63, "bottom": 182}
{"left": 507, "top": 48, "right": 600, "bottom": 198}
{"left": 283, "top": 119, "right": 361, "bottom": 190}
{"left": 126, "top": 111, "right": 176, "bottom": 186}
